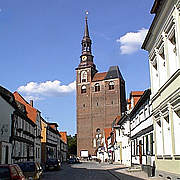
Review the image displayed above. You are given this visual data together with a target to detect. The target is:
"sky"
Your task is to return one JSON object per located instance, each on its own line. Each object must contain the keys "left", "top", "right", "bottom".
{"left": 0, "top": 0, "right": 155, "bottom": 135}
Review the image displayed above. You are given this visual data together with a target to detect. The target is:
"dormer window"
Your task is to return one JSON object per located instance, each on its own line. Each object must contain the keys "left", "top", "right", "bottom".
{"left": 81, "top": 85, "right": 86, "bottom": 94}
{"left": 81, "top": 71, "right": 87, "bottom": 83}
{"left": 109, "top": 81, "right": 115, "bottom": 90}
{"left": 95, "top": 83, "right": 100, "bottom": 92}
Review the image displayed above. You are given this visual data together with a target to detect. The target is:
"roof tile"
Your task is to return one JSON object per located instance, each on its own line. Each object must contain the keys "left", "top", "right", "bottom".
{"left": 92, "top": 72, "right": 107, "bottom": 82}
{"left": 59, "top": 132, "right": 67, "bottom": 144}
{"left": 13, "top": 91, "right": 37, "bottom": 124}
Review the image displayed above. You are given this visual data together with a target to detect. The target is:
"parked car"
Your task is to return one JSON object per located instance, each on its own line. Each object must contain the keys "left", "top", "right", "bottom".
{"left": 68, "top": 158, "right": 76, "bottom": 164}
{"left": 17, "top": 162, "right": 42, "bottom": 180}
{"left": 0, "top": 164, "right": 26, "bottom": 180}
{"left": 45, "top": 159, "right": 61, "bottom": 171}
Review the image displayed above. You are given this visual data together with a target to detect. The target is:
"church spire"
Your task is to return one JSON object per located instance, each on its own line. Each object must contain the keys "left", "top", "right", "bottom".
{"left": 82, "top": 12, "right": 92, "bottom": 55}
{"left": 84, "top": 16, "right": 89, "bottom": 38}
{"left": 76, "top": 12, "right": 97, "bottom": 72}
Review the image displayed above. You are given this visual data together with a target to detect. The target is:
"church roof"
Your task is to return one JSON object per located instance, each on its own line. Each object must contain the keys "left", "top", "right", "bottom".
{"left": 92, "top": 66, "right": 124, "bottom": 82}
{"left": 92, "top": 72, "right": 107, "bottom": 82}
{"left": 104, "top": 66, "right": 124, "bottom": 81}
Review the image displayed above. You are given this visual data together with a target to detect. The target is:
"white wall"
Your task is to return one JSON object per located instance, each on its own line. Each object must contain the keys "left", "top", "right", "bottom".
{"left": 173, "top": 110, "right": 180, "bottom": 155}
{"left": 0, "top": 96, "right": 14, "bottom": 142}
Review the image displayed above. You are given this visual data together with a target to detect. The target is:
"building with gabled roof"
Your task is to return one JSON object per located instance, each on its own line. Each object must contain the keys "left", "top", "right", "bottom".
{"left": 41, "top": 118, "right": 61, "bottom": 163}
{"left": 59, "top": 132, "right": 67, "bottom": 162}
{"left": 59, "top": 132, "right": 67, "bottom": 144}
{"left": 0, "top": 86, "right": 36, "bottom": 164}
{"left": 76, "top": 15, "right": 126, "bottom": 157}
{"left": 13, "top": 91, "right": 42, "bottom": 163}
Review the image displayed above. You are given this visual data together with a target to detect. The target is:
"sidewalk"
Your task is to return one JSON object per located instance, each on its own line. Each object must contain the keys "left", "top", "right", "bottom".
{"left": 99, "top": 163, "right": 162, "bottom": 180}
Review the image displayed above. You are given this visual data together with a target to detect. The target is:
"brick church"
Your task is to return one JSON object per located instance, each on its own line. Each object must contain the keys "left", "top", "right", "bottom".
{"left": 76, "top": 16, "right": 126, "bottom": 157}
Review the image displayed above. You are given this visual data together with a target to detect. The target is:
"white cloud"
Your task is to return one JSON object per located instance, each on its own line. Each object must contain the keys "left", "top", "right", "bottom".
{"left": 17, "top": 80, "right": 76, "bottom": 100}
{"left": 116, "top": 28, "right": 148, "bottom": 54}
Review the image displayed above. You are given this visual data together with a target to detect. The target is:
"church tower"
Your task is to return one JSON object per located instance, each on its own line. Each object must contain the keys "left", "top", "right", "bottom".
{"left": 76, "top": 15, "right": 126, "bottom": 157}
{"left": 76, "top": 15, "right": 97, "bottom": 157}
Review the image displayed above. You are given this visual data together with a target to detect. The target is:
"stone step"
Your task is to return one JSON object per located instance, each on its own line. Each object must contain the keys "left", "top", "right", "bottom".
{"left": 128, "top": 165, "right": 142, "bottom": 172}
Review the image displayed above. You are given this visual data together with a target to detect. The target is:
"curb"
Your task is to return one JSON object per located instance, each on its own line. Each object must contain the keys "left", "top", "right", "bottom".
{"left": 107, "top": 169, "right": 121, "bottom": 180}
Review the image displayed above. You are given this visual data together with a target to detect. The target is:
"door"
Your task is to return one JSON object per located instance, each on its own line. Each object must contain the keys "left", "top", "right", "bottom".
{"left": 139, "top": 140, "right": 142, "bottom": 164}
{"left": 120, "top": 142, "right": 122, "bottom": 163}
{"left": 5, "top": 146, "right": 9, "bottom": 164}
{"left": 27, "top": 145, "right": 30, "bottom": 161}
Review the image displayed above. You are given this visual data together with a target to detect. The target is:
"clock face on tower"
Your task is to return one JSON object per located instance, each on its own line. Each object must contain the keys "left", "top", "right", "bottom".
{"left": 82, "top": 56, "right": 87, "bottom": 61}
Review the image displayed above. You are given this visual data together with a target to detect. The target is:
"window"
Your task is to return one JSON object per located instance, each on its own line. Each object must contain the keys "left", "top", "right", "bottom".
{"left": 109, "top": 81, "right": 114, "bottom": 90}
{"left": 96, "top": 128, "right": 100, "bottom": 133}
{"left": 150, "top": 133, "right": 153, "bottom": 155}
{"left": 81, "top": 85, "right": 86, "bottom": 93}
{"left": 81, "top": 71, "right": 87, "bottom": 83}
{"left": 95, "top": 83, "right": 100, "bottom": 92}
{"left": 146, "top": 135, "right": 149, "bottom": 155}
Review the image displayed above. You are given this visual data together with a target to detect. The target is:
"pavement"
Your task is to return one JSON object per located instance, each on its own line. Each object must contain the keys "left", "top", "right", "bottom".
{"left": 99, "top": 162, "right": 163, "bottom": 180}
{"left": 42, "top": 161, "right": 163, "bottom": 180}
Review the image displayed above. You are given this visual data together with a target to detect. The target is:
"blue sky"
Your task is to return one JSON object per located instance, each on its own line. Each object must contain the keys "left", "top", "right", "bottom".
{"left": 0, "top": 0, "right": 155, "bottom": 135}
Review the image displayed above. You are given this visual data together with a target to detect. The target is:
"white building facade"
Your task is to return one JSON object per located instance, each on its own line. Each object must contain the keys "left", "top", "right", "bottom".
{"left": 142, "top": 0, "right": 180, "bottom": 179}
{"left": 0, "top": 87, "right": 14, "bottom": 164}
{"left": 130, "top": 89, "right": 155, "bottom": 176}
{"left": 117, "top": 114, "right": 131, "bottom": 166}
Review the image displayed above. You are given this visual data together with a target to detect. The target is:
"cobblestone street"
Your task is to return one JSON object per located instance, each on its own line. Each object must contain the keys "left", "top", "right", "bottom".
{"left": 42, "top": 162, "right": 161, "bottom": 180}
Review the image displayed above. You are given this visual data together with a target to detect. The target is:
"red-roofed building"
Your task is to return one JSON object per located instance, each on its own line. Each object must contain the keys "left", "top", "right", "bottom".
{"left": 13, "top": 91, "right": 42, "bottom": 163}
{"left": 59, "top": 132, "right": 67, "bottom": 162}
{"left": 104, "top": 128, "right": 112, "bottom": 148}
{"left": 0, "top": 86, "right": 36, "bottom": 164}
{"left": 96, "top": 128, "right": 112, "bottom": 162}
{"left": 60, "top": 132, "right": 67, "bottom": 144}
{"left": 129, "top": 91, "right": 144, "bottom": 110}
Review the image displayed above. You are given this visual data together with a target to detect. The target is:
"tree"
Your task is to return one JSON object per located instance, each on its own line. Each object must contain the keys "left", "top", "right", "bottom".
{"left": 67, "top": 134, "right": 77, "bottom": 157}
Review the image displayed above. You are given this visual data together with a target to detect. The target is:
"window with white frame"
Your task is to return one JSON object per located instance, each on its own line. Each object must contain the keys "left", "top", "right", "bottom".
{"left": 151, "top": 56, "right": 159, "bottom": 93}
{"left": 156, "top": 119, "right": 163, "bottom": 155}
{"left": 109, "top": 81, "right": 115, "bottom": 90}
{"left": 163, "top": 115, "right": 172, "bottom": 155}
{"left": 159, "top": 46, "right": 167, "bottom": 86}
{"left": 168, "top": 31, "right": 178, "bottom": 76}
{"left": 95, "top": 83, "right": 100, "bottom": 92}
{"left": 81, "top": 71, "right": 87, "bottom": 83}
{"left": 81, "top": 85, "right": 86, "bottom": 93}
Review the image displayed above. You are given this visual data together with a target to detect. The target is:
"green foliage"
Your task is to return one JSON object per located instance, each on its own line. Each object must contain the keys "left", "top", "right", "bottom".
{"left": 67, "top": 134, "right": 77, "bottom": 157}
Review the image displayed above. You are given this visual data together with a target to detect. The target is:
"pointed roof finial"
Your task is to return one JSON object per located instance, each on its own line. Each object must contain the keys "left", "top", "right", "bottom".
{"left": 84, "top": 10, "right": 89, "bottom": 38}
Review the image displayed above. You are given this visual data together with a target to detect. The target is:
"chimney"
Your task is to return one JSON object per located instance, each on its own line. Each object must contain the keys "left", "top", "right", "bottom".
{"left": 30, "top": 100, "right": 33, "bottom": 107}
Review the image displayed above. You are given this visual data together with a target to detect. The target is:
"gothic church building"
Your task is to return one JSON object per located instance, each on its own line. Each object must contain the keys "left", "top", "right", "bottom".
{"left": 76, "top": 16, "right": 126, "bottom": 156}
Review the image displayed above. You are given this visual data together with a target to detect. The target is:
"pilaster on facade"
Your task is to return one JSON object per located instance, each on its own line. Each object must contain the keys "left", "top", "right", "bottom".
{"left": 162, "top": 32, "right": 171, "bottom": 79}
{"left": 173, "top": 6, "right": 180, "bottom": 66}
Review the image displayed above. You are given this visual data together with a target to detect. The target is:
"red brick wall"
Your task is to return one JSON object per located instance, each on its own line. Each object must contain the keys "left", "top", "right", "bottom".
{"left": 76, "top": 68, "right": 126, "bottom": 156}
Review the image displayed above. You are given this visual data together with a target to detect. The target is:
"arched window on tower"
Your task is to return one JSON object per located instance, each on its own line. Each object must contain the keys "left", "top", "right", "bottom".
{"left": 81, "top": 85, "right": 86, "bottom": 94}
{"left": 109, "top": 81, "right": 115, "bottom": 90}
{"left": 95, "top": 83, "right": 100, "bottom": 92}
{"left": 81, "top": 71, "right": 87, "bottom": 83}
